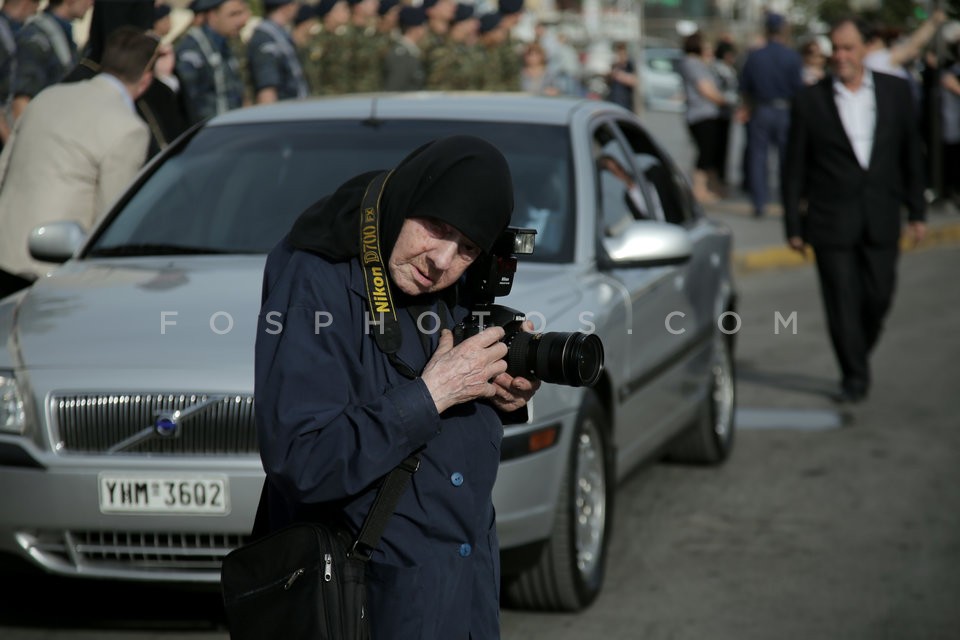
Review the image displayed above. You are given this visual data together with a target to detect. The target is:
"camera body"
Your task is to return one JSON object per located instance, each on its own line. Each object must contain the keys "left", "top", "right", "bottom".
{"left": 452, "top": 228, "right": 603, "bottom": 388}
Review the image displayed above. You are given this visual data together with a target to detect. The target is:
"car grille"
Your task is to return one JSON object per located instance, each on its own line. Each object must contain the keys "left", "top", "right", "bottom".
{"left": 24, "top": 530, "right": 250, "bottom": 578}
{"left": 51, "top": 393, "right": 258, "bottom": 455}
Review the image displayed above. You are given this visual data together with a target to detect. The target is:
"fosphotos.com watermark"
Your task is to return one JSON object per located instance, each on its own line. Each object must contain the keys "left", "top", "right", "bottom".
{"left": 160, "top": 310, "right": 598, "bottom": 336}
{"left": 159, "top": 310, "right": 799, "bottom": 336}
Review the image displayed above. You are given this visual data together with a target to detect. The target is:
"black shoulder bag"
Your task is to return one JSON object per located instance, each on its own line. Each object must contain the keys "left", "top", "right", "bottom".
{"left": 220, "top": 454, "right": 420, "bottom": 640}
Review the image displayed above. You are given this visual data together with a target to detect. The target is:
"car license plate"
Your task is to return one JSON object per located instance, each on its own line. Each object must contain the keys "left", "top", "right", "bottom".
{"left": 98, "top": 473, "right": 230, "bottom": 515}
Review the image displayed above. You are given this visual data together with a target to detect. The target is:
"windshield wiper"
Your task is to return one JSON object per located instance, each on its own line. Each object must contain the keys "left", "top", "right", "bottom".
{"left": 87, "top": 244, "right": 232, "bottom": 257}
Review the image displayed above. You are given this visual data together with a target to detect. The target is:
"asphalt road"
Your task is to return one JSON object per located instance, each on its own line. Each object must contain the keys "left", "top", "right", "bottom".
{"left": 2, "top": 242, "right": 958, "bottom": 639}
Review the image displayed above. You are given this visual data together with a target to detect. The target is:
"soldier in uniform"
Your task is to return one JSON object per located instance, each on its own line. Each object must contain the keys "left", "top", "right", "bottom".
{"left": 291, "top": 2, "right": 318, "bottom": 93}
{"left": 376, "top": 0, "right": 400, "bottom": 39}
{"left": 426, "top": 3, "right": 481, "bottom": 91}
{"left": 11, "top": 0, "right": 91, "bottom": 121}
{"left": 477, "top": 12, "right": 507, "bottom": 91}
{"left": 344, "top": 0, "right": 381, "bottom": 93}
{"left": 305, "top": 0, "right": 351, "bottom": 96}
{"left": 0, "top": 0, "right": 40, "bottom": 148}
{"left": 382, "top": 5, "right": 426, "bottom": 92}
{"left": 494, "top": 0, "right": 523, "bottom": 91}
{"left": 175, "top": 0, "right": 248, "bottom": 125}
{"left": 419, "top": 0, "right": 453, "bottom": 80}
{"left": 248, "top": 0, "right": 308, "bottom": 103}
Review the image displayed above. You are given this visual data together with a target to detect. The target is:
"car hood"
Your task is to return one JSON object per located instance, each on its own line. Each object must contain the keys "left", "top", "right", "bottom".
{"left": 10, "top": 257, "right": 265, "bottom": 370}
{"left": 7, "top": 259, "right": 585, "bottom": 370}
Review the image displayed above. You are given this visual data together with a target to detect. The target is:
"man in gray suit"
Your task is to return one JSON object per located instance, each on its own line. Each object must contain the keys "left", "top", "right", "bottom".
{"left": 0, "top": 26, "right": 157, "bottom": 281}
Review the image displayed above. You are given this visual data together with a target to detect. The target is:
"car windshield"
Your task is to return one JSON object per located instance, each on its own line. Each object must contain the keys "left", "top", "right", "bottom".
{"left": 88, "top": 120, "right": 575, "bottom": 263}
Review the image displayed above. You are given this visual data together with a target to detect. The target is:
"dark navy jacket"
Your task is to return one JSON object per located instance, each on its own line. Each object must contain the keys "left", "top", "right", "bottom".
{"left": 255, "top": 238, "right": 503, "bottom": 639}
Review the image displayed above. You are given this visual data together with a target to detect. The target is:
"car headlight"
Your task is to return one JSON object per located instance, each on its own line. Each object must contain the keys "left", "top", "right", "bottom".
{"left": 0, "top": 373, "right": 26, "bottom": 435}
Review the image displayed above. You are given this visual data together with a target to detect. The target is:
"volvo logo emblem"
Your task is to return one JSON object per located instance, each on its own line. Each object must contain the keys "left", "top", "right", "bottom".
{"left": 154, "top": 414, "right": 178, "bottom": 437}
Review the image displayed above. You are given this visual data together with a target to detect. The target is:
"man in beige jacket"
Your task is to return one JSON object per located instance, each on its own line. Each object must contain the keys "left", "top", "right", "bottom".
{"left": 0, "top": 26, "right": 157, "bottom": 280}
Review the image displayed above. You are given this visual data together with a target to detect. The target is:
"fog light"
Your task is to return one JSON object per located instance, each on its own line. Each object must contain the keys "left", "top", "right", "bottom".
{"left": 0, "top": 373, "right": 26, "bottom": 434}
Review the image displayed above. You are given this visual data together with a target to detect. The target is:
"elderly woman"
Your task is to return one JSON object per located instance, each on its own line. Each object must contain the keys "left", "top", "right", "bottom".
{"left": 255, "top": 136, "right": 540, "bottom": 639}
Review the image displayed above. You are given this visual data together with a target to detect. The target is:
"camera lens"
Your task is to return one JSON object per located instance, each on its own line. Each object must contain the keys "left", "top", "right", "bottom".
{"left": 506, "top": 331, "right": 604, "bottom": 387}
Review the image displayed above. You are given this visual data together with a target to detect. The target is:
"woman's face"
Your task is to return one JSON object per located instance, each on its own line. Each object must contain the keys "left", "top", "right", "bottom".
{"left": 388, "top": 217, "right": 481, "bottom": 296}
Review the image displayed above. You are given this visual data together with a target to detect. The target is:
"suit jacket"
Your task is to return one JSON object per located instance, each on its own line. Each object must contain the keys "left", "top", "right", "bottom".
{"left": 783, "top": 71, "right": 924, "bottom": 248}
{"left": 0, "top": 74, "right": 148, "bottom": 276}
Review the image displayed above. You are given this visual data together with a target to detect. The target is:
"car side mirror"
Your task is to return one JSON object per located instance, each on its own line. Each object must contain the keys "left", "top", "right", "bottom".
{"left": 600, "top": 220, "right": 692, "bottom": 268}
{"left": 28, "top": 221, "right": 87, "bottom": 264}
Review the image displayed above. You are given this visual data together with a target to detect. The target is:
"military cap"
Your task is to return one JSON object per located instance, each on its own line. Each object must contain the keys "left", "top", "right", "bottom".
{"left": 421, "top": 0, "right": 438, "bottom": 9}
{"left": 478, "top": 12, "right": 501, "bottom": 34}
{"left": 346, "top": 0, "right": 364, "bottom": 6}
{"left": 398, "top": 5, "right": 426, "bottom": 28}
{"left": 498, "top": 0, "right": 523, "bottom": 15}
{"left": 190, "top": 0, "right": 228, "bottom": 13}
{"left": 316, "top": 0, "right": 341, "bottom": 17}
{"left": 263, "top": 0, "right": 296, "bottom": 7}
{"left": 378, "top": 0, "right": 399, "bottom": 16}
{"left": 295, "top": 2, "right": 317, "bottom": 23}
{"left": 452, "top": 3, "right": 474, "bottom": 24}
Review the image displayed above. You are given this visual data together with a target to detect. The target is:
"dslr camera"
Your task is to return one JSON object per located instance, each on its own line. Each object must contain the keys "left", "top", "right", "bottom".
{"left": 453, "top": 228, "right": 604, "bottom": 387}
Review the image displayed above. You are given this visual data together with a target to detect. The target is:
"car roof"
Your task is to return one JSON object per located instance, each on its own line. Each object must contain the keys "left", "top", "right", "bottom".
{"left": 207, "top": 93, "right": 628, "bottom": 128}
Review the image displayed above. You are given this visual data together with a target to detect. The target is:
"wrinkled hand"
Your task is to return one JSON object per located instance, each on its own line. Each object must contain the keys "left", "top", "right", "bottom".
{"left": 489, "top": 371, "right": 541, "bottom": 413}
{"left": 421, "top": 328, "right": 508, "bottom": 414}
{"left": 489, "top": 319, "right": 541, "bottom": 412}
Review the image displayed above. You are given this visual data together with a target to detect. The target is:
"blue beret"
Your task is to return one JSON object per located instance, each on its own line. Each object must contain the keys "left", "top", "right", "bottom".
{"left": 498, "top": 0, "right": 523, "bottom": 15}
{"left": 478, "top": 12, "right": 501, "bottom": 34}
{"left": 421, "top": 0, "right": 438, "bottom": 9}
{"left": 190, "top": 0, "right": 228, "bottom": 13}
{"left": 378, "top": 0, "right": 399, "bottom": 15}
{"left": 346, "top": 0, "right": 364, "bottom": 6}
{"left": 398, "top": 5, "right": 426, "bottom": 28}
{"left": 452, "top": 3, "right": 474, "bottom": 24}
{"left": 263, "top": 0, "right": 295, "bottom": 7}
{"left": 316, "top": 0, "right": 341, "bottom": 17}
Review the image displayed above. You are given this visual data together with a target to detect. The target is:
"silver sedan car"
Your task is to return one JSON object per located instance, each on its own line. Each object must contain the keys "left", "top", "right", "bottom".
{"left": 0, "top": 94, "right": 736, "bottom": 611}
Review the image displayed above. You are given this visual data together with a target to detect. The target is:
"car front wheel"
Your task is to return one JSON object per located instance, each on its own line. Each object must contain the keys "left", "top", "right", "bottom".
{"left": 503, "top": 390, "right": 614, "bottom": 611}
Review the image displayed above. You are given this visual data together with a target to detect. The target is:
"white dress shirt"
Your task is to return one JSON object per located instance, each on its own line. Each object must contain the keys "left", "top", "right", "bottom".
{"left": 833, "top": 70, "right": 876, "bottom": 169}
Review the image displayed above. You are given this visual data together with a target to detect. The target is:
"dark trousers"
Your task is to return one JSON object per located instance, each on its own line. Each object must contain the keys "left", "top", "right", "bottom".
{"left": 813, "top": 244, "right": 899, "bottom": 393}
{"left": 746, "top": 105, "right": 790, "bottom": 216}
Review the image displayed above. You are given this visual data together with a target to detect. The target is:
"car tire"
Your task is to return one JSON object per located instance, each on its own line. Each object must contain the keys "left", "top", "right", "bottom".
{"left": 503, "top": 390, "right": 614, "bottom": 611}
{"left": 667, "top": 329, "right": 736, "bottom": 464}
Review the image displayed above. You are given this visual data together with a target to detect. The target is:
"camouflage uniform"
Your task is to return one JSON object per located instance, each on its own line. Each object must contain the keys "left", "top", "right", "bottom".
{"left": 175, "top": 25, "right": 245, "bottom": 125}
{"left": 230, "top": 35, "right": 253, "bottom": 105}
{"left": 12, "top": 11, "right": 77, "bottom": 100}
{"left": 247, "top": 18, "right": 308, "bottom": 100}
{"left": 304, "top": 27, "right": 351, "bottom": 96}
{"left": 345, "top": 23, "right": 381, "bottom": 93}
{"left": 418, "top": 29, "right": 444, "bottom": 82}
{"left": 494, "top": 35, "right": 522, "bottom": 92}
{"left": 426, "top": 41, "right": 482, "bottom": 91}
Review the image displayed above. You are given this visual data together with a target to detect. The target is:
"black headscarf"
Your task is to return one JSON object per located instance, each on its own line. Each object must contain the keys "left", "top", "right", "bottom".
{"left": 289, "top": 136, "right": 515, "bottom": 262}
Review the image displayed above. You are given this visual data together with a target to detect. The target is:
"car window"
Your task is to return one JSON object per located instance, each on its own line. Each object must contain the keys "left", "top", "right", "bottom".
{"left": 89, "top": 121, "right": 575, "bottom": 263}
{"left": 592, "top": 124, "right": 657, "bottom": 237}
{"left": 613, "top": 120, "right": 694, "bottom": 226}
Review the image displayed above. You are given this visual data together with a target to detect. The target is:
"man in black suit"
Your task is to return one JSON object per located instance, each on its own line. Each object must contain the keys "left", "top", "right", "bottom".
{"left": 783, "top": 17, "right": 926, "bottom": 404}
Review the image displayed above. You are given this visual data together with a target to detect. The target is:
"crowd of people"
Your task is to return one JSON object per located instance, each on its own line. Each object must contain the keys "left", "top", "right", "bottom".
{"left": 675, "top": 9, "right": 959, "bottom": 214}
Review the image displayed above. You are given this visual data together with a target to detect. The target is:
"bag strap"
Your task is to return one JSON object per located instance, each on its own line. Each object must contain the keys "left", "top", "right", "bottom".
{"left": 351, "top": 452, "right": 420, "bottom": 561}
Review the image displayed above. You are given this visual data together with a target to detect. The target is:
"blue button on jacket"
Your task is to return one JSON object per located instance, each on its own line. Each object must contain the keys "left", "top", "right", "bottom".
{"left": 255, "top": 239, "right": 504, "bottom": 640}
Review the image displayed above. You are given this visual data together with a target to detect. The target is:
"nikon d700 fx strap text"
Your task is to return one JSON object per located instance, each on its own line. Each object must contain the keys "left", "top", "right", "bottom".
{"left": 359, "top": 171, "right": 409, "bottom": 368}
